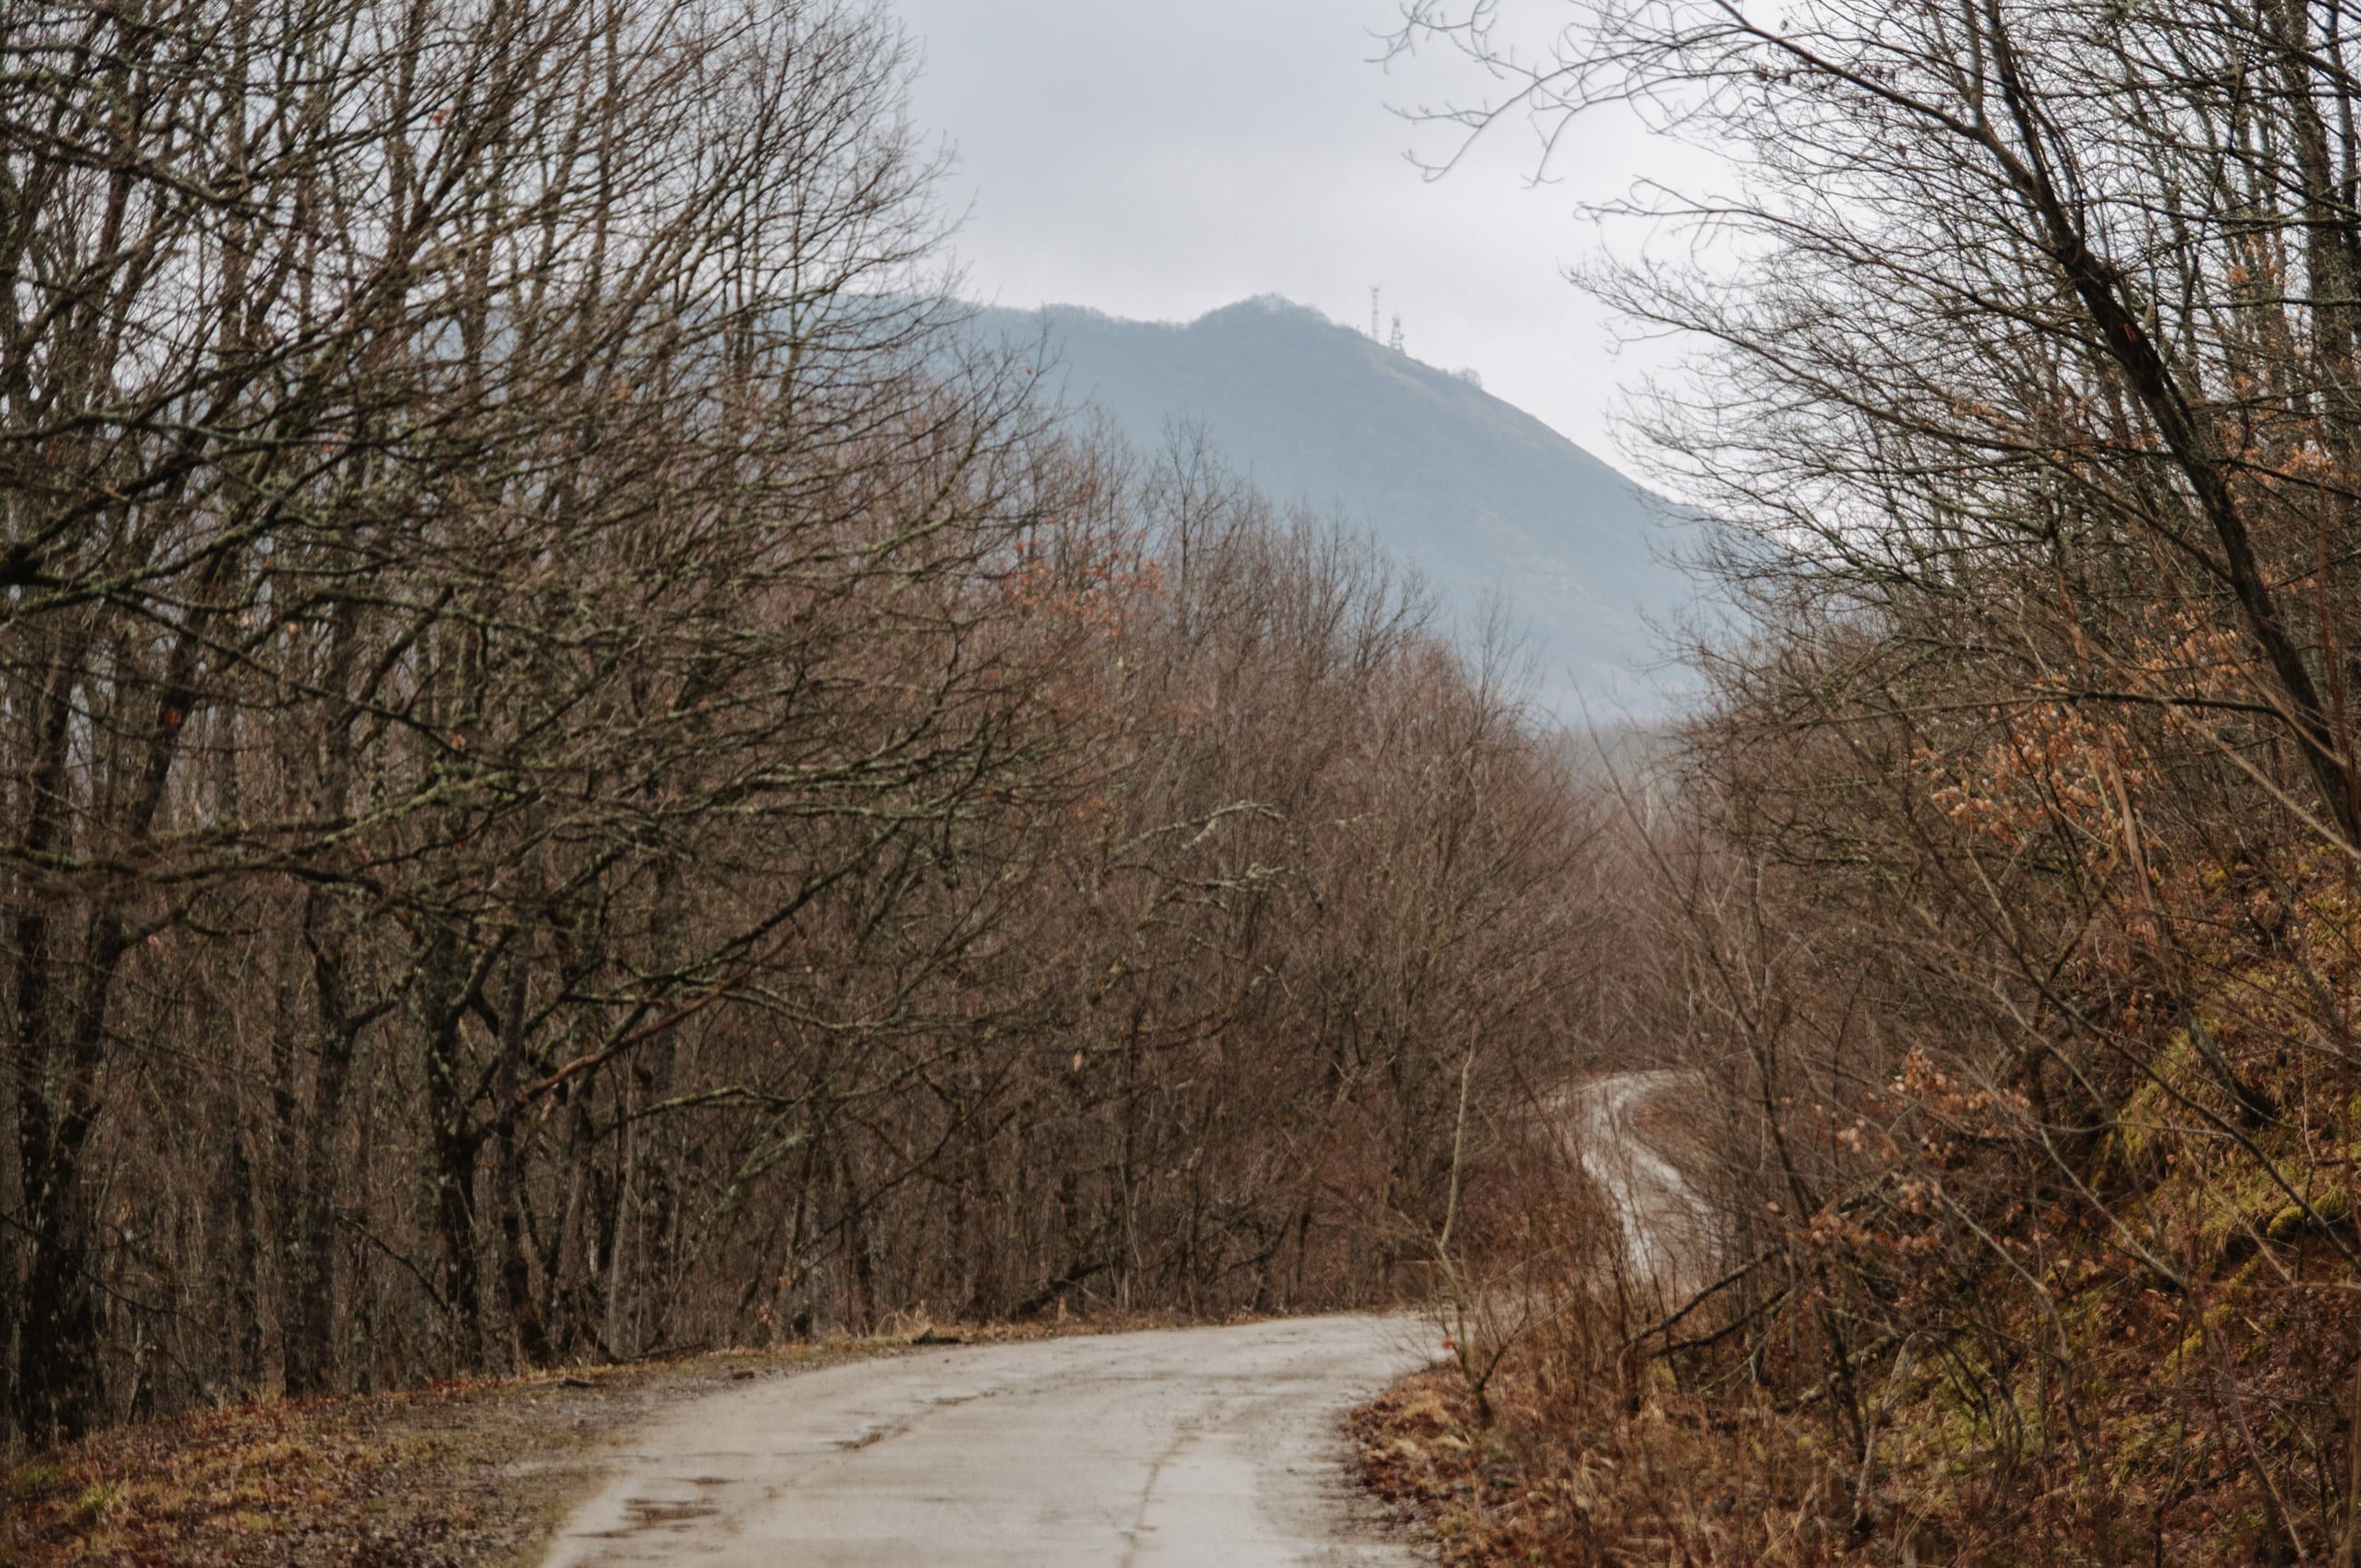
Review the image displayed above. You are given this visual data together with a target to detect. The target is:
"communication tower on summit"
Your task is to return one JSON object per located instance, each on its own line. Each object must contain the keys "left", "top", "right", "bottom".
{"left": 1370, "top": 287, "right": 1381, "bottom": 341}
{"left": 1388, "top": 315, "right": 1405, "bottom": 354}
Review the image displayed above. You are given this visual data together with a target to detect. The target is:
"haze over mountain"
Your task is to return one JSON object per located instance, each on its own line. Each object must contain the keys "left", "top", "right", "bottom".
{"left": 974, "top": 295, "right": 1703, "bottom": 717}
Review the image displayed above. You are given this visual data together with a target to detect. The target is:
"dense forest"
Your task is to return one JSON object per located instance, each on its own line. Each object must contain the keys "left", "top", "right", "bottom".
{"left": 0, "top": 0, "right": 1603, "bottom": 1443}
{"left": 1378, "top": 0, "right": 2361, "bottom": 1562}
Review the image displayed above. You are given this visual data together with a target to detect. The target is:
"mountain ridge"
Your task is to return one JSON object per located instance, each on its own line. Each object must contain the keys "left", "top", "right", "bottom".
{"left": 971, "top": 294, "right": 1697, "bottom": 717}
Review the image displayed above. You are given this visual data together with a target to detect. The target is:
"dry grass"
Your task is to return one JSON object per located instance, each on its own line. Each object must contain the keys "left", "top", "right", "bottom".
{"left": 1358, "top": 1326, "right": 1987, "bottom": 1567}
{"left": 1353, "top": 1358, "right": 1843, "bottom": 1568}
{"left": 1354, "top": 1236, "right": 2361, "bottom": 1567}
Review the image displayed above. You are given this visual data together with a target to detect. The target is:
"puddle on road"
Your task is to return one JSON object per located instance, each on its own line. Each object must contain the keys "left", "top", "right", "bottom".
{"left": 581, "top": 1491, "right": 726, "bottom": 1537}
{"left": 625, "top": 1499, "right": 717, "bottom": 1526}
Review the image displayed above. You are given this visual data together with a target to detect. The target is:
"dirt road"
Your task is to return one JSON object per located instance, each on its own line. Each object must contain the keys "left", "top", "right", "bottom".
{"left": 1558, "top": 1069, "right": 1715, "bottom": 1302}
{"left": 539, "top": 1314, "right": 1431, "bottom": 1566}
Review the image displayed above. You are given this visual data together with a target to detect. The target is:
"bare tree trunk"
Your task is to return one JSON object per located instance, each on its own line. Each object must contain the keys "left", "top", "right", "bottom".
{"left": 491, "top": 835, "right": 549, "bottom": 1365}
{"left": 417, "top": 919, "right": 483, "bottom": 1369}
{"left": 285, "top": 886, "right": 361, "bottom": 1396}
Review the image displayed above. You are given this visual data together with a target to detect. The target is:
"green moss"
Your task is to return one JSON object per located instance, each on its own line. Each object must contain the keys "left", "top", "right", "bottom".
{"left": 2108, "top": 1411, "right": 2182, "bottom": 1486}
{"left": 9, "top": 1463, "right": 67, "bottom": 1503}
{"left": 2264, "top": 1188, "right": 2349, "bottom": 1242}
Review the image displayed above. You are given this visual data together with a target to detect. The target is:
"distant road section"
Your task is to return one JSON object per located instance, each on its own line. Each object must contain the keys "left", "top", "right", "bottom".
{"left": 540, "top": 1316, "right": 1431, "bottom": 1567}
{"left": 1558, "top": 1070, "right": 1719, "bottom": 1306}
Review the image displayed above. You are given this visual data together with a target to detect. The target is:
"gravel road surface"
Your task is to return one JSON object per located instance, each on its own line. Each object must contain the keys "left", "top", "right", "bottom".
{"left": 1559, "top": 1069, "right": 1715, "bottom": 1302}
{"left": 540, "top": 1314, "right": 1432, "bottom": 1567}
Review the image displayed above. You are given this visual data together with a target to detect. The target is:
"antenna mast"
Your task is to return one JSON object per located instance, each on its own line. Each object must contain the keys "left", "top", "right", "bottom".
{"left": 1370, "top": 287, "right": 1381, "bottom": 341}
{"left": 1388, "top": 315, "right": 1405, "bottom": 354}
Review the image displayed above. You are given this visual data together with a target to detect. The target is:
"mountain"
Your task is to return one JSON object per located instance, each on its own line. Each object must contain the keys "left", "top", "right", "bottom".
{"left": 971, "top": 295, "right": 1702, "bottom": 718}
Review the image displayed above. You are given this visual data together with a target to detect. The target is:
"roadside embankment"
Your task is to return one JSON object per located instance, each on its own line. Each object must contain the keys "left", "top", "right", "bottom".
{"left": 1353, "top": 1070, "right": 1744, "bottom": 1564}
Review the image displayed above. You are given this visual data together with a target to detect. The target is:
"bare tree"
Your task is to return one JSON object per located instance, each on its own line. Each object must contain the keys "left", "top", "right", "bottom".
{"left": 1378, "top": 0, "right": 2361, "bottom": 1557}
{"left": 0, "top": 0, "right": 1612, "bottom": 1451}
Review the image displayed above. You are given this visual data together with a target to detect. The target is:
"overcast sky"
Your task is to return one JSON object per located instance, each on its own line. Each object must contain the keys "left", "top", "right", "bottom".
{"left": 889, "top": 0, "right": 1696, "bottom": 470}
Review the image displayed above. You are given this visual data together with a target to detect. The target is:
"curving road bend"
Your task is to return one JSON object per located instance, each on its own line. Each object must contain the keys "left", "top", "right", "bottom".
{"left": 1558, "top": 1069, "right": 1716, "bottom": 1303}
{"left": 539, "top": 1314, "right": 1433, "bottom": 1567}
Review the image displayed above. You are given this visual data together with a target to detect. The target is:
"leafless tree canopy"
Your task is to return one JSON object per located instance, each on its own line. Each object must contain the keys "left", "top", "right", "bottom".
{"left": 1382, "top": 0, "right": 2361, "bottom": 1559}
{"left": 0, "top": 0, "right": 1605, "bottom": 1445}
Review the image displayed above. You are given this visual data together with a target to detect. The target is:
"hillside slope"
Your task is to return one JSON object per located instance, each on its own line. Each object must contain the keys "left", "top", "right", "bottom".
{"left": 974, "top": 296, "right": 1701, "bottom": 717}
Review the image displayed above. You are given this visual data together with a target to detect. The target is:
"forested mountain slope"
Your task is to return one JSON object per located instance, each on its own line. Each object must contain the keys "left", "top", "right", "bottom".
{"left": 973, "top": 296, "right": 1699, "bottom": 716}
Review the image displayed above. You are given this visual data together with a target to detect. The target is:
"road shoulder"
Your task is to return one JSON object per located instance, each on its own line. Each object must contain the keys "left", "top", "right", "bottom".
{"left": 3, "top": 1319, "right": 1185, "bottom": 1568}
